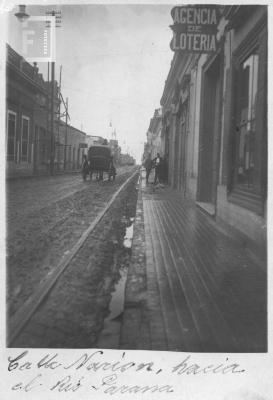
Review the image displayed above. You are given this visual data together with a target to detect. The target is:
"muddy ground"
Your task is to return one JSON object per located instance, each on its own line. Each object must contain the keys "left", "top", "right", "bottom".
{"left": 10, "top": 171, "right": 139, "bottom": 348}
{"left": 7, "top": 166, "right": 136, "bottom": 317}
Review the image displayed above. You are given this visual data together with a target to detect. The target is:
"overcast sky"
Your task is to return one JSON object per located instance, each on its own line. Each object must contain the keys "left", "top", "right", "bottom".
{"left": 7, "top": 4, "right": 174, "bottom": 162}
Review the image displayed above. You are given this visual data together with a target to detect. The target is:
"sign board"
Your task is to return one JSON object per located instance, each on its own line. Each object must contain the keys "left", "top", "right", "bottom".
{"left": 79, "top": 143, "right": 88, "bottom": 148}
{"left": 170, "top": 6, "right": 220, "bottom": 53}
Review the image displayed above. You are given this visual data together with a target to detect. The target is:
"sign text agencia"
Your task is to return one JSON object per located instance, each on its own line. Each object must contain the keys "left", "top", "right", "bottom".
{"left": 170, "top": 6, "right": 220, "bottom": 53}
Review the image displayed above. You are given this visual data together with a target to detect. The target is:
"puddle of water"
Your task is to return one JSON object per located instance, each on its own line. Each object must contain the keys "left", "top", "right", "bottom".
{"left": 96, "top": 267, "right": 128, "bottom": 348}
{"left": 123, "top": 223, "right": 134, "bottom": 249}
{"left": 106, "top": 268, "right": 128, "bottom": 321}
{"left": 96, "top": 219, "right": 135, "bottom": 348}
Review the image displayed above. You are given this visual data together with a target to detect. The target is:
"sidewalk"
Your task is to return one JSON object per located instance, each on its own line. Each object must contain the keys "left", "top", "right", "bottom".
{"left": 120, "top": 170, "right": 267, "bottom": 352}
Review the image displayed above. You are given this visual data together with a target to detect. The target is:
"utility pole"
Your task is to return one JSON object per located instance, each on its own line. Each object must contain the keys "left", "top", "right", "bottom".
{"left": 64, "top": 97, "right": 68, "bottom": 170}
{"left": 48, "top": 9, "right": 58, "bottom": 175}
{"left": 46, "top": 62, "right": 50, "bottom": 171}
{"left": 57, "top": 65, "right": 62, "bottom": 169}
{"left": 49, "top": 61, "right": 55, "bottom": 175}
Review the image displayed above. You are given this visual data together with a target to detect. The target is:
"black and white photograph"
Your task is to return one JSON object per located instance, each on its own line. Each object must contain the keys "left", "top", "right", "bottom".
{"left": 1, "top": 1, "right": 271, "bottom": 398}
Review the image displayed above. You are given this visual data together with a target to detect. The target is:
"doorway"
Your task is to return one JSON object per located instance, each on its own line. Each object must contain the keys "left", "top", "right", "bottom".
{"left": 198, "top": 55, "right": 222, "bottom": 208}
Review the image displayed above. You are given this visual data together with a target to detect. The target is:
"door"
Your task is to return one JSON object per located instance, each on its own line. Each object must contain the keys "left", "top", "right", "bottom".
{"left": 198, "top": 55, "right": 222, "bottom": 205}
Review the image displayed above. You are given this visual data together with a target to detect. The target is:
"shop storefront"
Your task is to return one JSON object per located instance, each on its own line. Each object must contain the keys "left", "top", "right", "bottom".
{"left": 216, "top": 6, "right": 267, "bottom": 250}
{"left": 161, "top": 5, "right": 267, "bottom": 251}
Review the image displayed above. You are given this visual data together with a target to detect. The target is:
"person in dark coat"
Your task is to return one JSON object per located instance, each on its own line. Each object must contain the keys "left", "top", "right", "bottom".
{"left": 81, "top": 154, "right": 89, "bottom": 181}
{"left": 153, "top": 153, "right": 162, "bottom": 185}
{"left": 144, "top": 154, "right": 153, "bottom": 184}
{"left": 108, "top": 156, "right": 116, "bottom": 181}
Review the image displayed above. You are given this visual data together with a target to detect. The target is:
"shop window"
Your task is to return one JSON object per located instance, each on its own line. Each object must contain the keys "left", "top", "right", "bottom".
{"left": 21, "top": 116, "right": 30, "bottom": 162}
{"left": 7, "top": 111, "right": 16, "bottom": 161}
{"left": 234, "top": 52, "right": 259, "bottom": 189}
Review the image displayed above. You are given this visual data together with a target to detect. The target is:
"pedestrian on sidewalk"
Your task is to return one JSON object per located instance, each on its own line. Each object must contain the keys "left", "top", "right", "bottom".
{"left": 153, "top": 153, "right": 162, "bottom": 185}
{"left": 144, "top": 153, "right": 153, "bottom": 184}
{"left": 81, "top": 154, "right": 89, "bottom": 181}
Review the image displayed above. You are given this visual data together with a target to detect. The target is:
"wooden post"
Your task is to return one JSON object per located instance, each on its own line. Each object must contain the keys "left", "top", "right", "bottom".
{"left": 64, "top": 97, "right": 68, "bottom": 170}
{"left": 50, "top": 61, "right": 55, "bottom": 175}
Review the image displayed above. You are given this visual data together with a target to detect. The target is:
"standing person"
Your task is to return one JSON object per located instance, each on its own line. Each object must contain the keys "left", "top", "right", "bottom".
{"left": 108, "top": 156, "right": 116, "bottom": 181}
{"left": 144, "top": 154, "right": 153, "bottom": 184}
{"left": 81, "top": 154, "right": 89, "bottom": 181}
{"left": 153, "top": 153, "right": 162, "bottom": 185}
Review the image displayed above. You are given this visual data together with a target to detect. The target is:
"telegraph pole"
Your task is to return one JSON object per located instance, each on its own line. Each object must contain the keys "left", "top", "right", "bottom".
{"left": 64, "top": 97, "right": 68, "bottom": 170}
{"left": 47, "top": 9, "right": 60, "bottom": 175}
{"left": 56, "top": 65, "right": 62, "bottom": 169}
{"left": 49, "top": 61, "right": 55, "bottom": 175}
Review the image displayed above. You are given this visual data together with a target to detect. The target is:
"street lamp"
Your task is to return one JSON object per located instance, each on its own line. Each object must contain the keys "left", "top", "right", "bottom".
{"left": 14, "top": 5, "right": 29, "bottom": 22}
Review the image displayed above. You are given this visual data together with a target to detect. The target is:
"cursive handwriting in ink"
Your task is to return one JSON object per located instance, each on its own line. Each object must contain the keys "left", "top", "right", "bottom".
{"left": 172, "top": 355, "right": 245, "bottom": 375}
{"left": 135, "top": 362, "right": 154, "bottom": 372}
{"left": 64, "top": 351, "right": 157, "bottom": 374}
{"left": 64, "top": 350, "right": 104, "bottom": 370}
{"left": 8, "top": 351, "right": 32, "bottom": 372}
{"left": 12, "top": 374, "right": 42, "bottom": 392}
{"left": 37, "top": 353, "right": 62, "bottom": 370}
{"left": 64, "top": 351, "right": 137, "bottom": 373}
{"left": 101, "top": 374, "right": 174, "bottom": 395}
{"left": 50, "top": 375, "right": 84, "bottom": 392}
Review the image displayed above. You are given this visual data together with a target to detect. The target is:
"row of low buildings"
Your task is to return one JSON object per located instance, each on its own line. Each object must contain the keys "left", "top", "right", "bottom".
{"left": 144, "top": 5, "right": 267, "bottom": 253}
{"left": 145, "top": 108, "right": 163, "bottom": 159}
{"left": 6, "top": 44, "right": 134, "bottom": 178}
{"left": 6, "top": 43, "right": 87, "bottom": 177}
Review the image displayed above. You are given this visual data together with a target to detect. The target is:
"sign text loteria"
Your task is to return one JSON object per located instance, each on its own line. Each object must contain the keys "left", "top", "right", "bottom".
{"left": 170, "top": 6, "right": 220, "bottom": 53}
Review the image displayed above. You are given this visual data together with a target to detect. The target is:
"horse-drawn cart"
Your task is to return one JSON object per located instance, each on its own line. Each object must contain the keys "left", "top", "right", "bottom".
{"left": 82, "top": 145, "right": 116, "bottom": 182}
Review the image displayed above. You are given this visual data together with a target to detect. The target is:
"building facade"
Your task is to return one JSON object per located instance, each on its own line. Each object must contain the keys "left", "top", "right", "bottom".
{"left": 109, "top": 139, "right": 120, "bottom": 164}
{"left": 6, "top": 44, "right": 50, "bottom": 177}
{"left": 160, "top": 5, "right": 267, "bottom": 251}
{"left": 144, "top": 108, "right": 163, "bottom": 160}
{"left": 6, "top": 44, "right": 89, "bottom": 177}
{"left": 55, "top": 121, "right": 86, "bottom": 171}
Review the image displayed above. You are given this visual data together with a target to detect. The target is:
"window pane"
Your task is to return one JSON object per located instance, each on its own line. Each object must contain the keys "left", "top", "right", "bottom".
{"left": 7, "top": 113, "right": 16, "bottom": 157}
{"left": 8, "top": 138, "right": 15, "bottom": 156}
{"left": 242, "top": 54, "right": 258, "bottom": 128}
{"left": 22, "top": 141, "right": 28, "bottom": 156}
{"left": 22, "top": 118, "right": 29, "bottom": 140}
{"left": 8, "top": 115, "right": 16, "bottom": 137}
{"left": 235, "top": 52, "right": 259, "bottom": 188}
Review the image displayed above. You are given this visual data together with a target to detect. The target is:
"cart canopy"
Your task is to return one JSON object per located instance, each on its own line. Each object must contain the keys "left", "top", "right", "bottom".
{"left": 88, "top": 145, "right": 112, "bottom": 171}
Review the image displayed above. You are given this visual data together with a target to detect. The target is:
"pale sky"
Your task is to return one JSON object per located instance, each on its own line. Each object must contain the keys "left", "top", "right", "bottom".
{"left": 7, "top": 4, "right": 175, "bottom": 162}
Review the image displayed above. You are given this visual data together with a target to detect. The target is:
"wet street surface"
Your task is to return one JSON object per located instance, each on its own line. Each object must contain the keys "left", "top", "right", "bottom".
{"left": 10, "top": 172, "right": 139, "bottom": 348}
{"left": 7, "top": 166, "right": 137, "bottom": 322}
{"left": 120, "top": 172, "right": 267, "bottom": 352}
{"left": 7, "top": 169, "right": 266, "bottom": 351}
